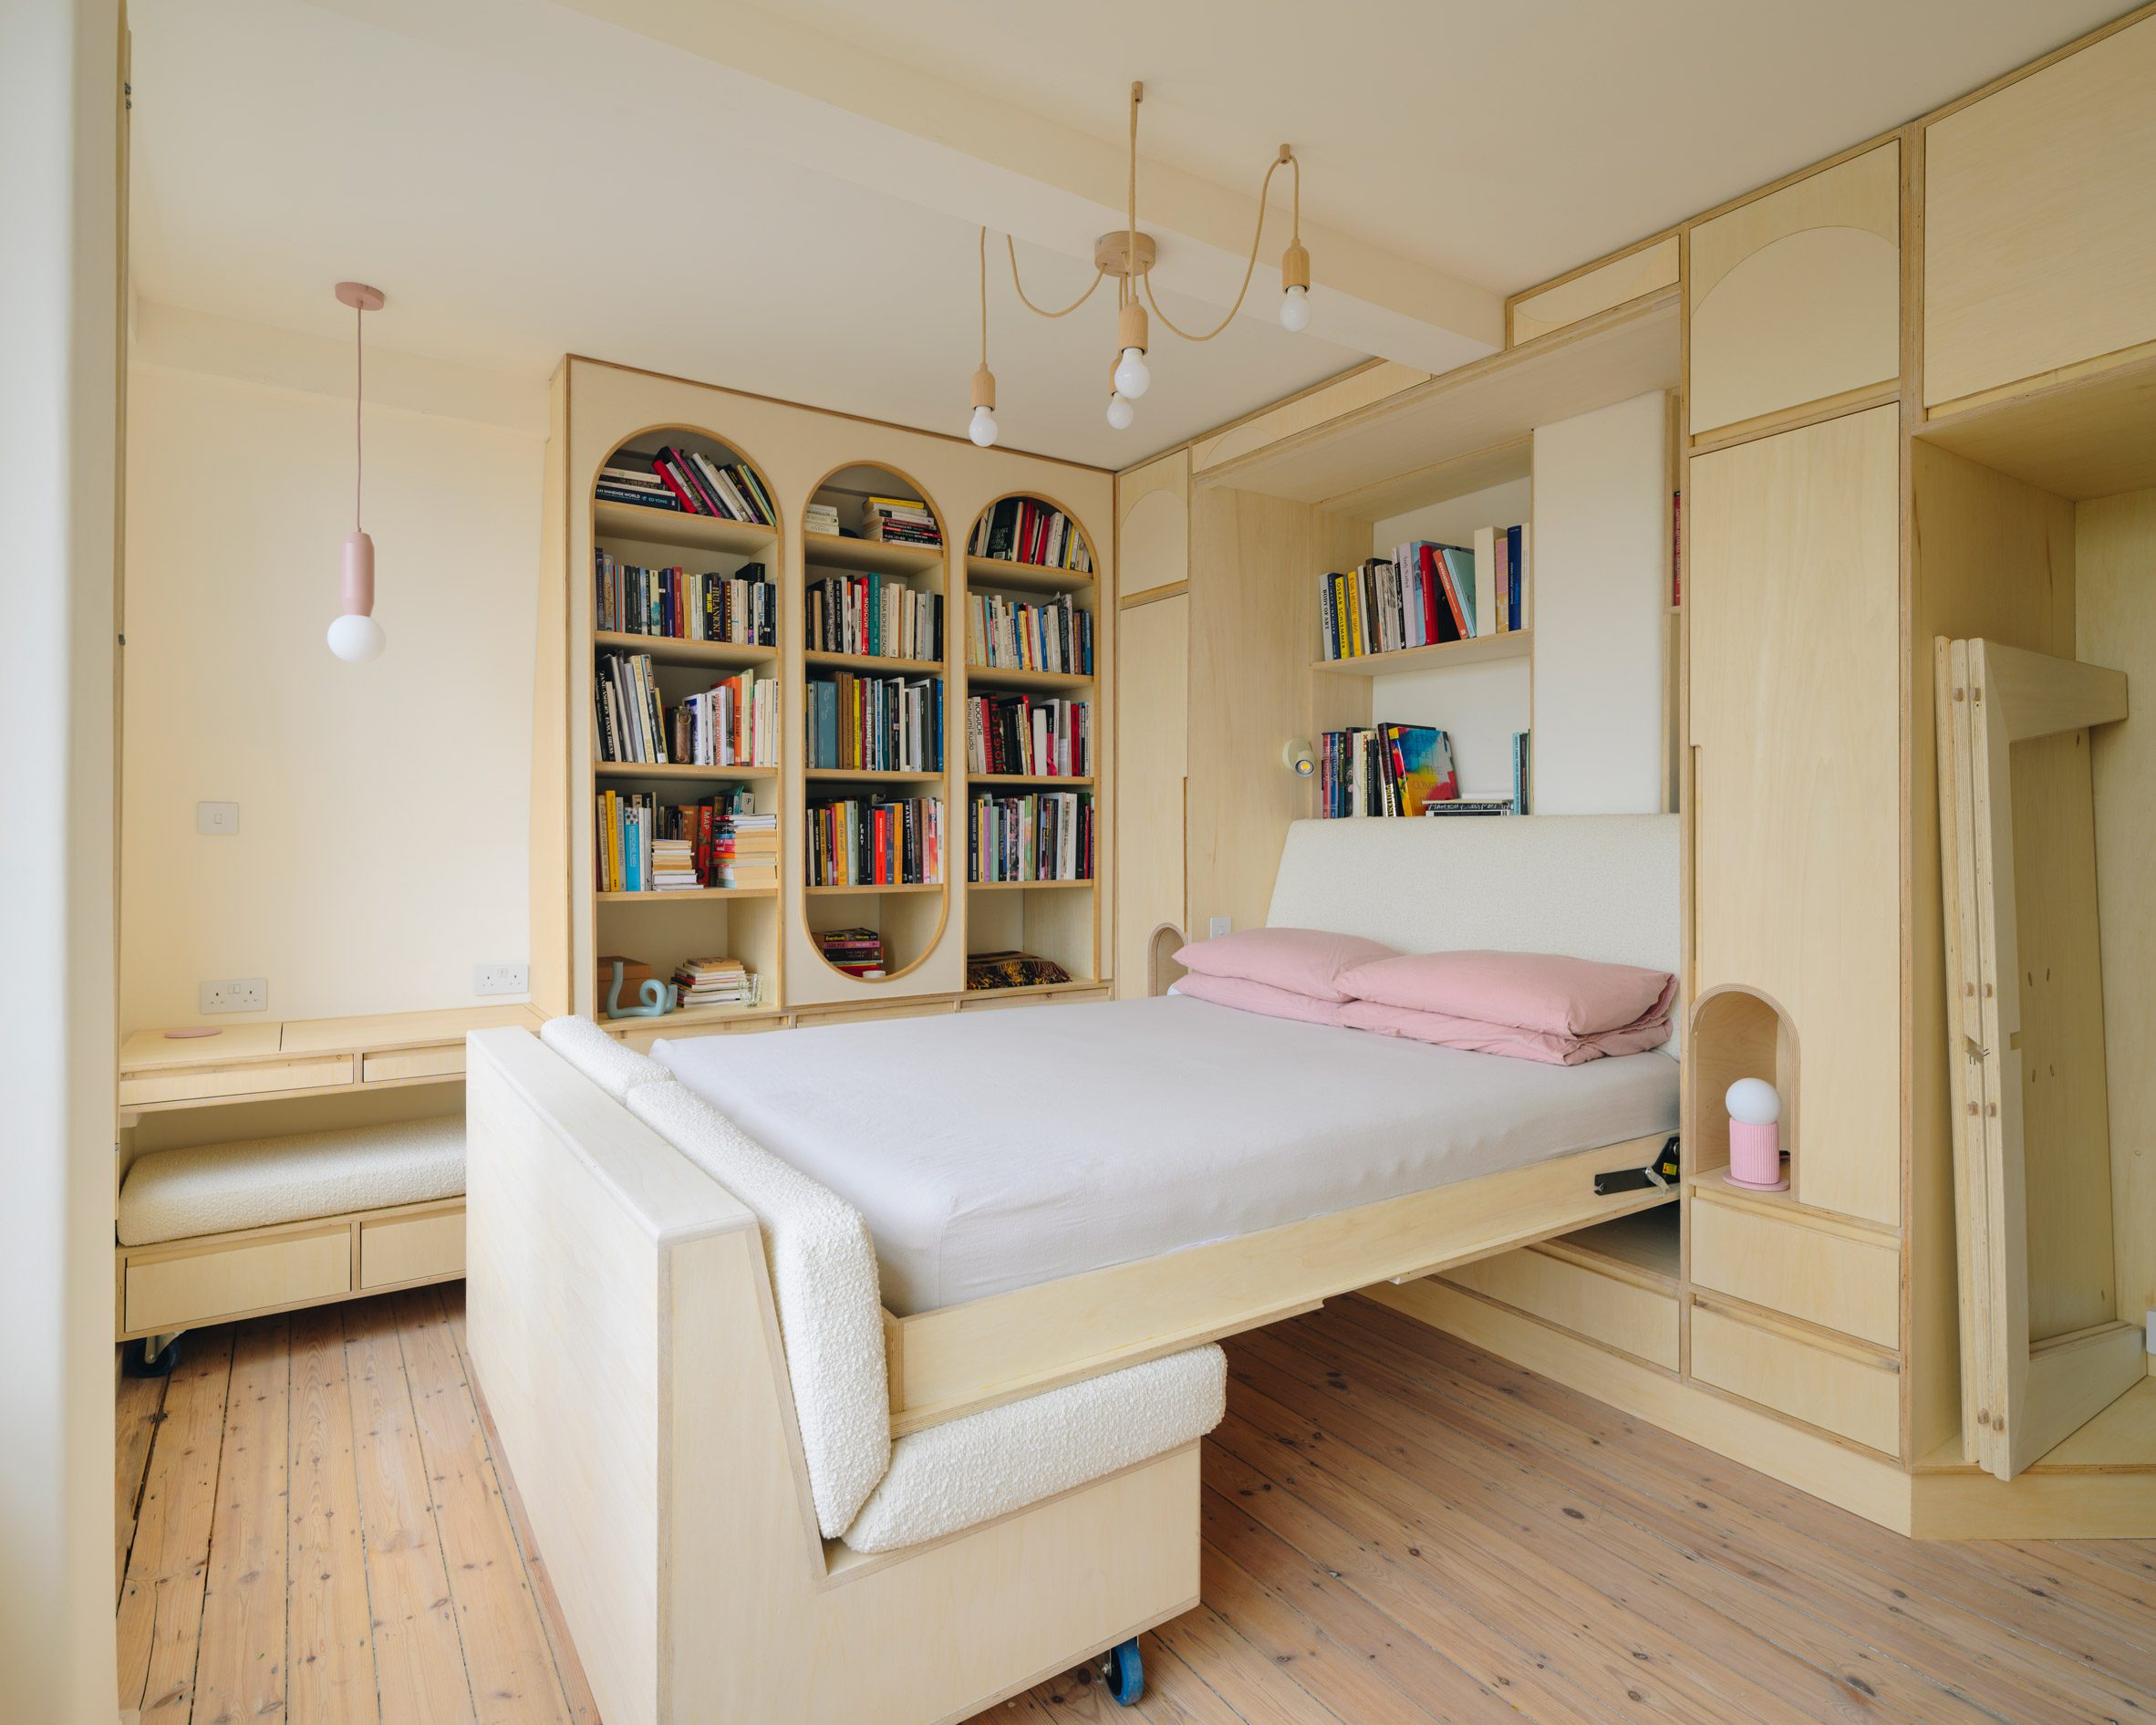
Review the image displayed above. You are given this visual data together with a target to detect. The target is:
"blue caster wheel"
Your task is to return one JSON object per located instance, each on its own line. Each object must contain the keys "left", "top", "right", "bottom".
{"left": 1104, "top": 1637, "right": 1144, "bottom": 1707}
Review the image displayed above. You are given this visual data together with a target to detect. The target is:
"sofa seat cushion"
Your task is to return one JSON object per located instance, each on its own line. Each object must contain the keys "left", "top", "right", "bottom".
{"left": 117, "top": 1117, "right": 464, "bottom": 1247}
{"left": 841, "top": 1346, "right": 1227, "bottom": 1554}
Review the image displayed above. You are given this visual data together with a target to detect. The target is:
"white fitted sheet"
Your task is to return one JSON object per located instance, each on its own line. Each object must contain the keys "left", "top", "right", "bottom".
{"left": 654, "top": 994, "right": 1678, "bottom": 1315}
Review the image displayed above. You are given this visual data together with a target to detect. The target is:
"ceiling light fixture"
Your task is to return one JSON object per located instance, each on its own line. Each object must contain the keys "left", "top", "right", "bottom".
{"left": 327, "top": 280, "right": 387, "bottom": 664}
{"left": 969, "top": 81, "right": 1310, "bottom": 439}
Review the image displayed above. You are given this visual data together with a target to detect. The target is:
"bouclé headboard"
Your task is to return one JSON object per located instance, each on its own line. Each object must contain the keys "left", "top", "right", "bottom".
{"left": 1266, "top": 815, "right": 1681, "bottom": 981}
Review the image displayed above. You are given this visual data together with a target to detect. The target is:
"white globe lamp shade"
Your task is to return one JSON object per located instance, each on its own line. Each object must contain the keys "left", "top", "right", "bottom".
{"left": 1280, "top": 285, "right": 1311, "bottom": 332}
{"left": 967, "top": 404, "right": 999, "bottom": 448}
{"left": 327, "top": 611, "right": 387, "bottom": 663}
{"left": 1112, "top": 347, "right": 1151, "bottom": 399}
{"left": 1725, "top": 1076, "right": 1781, "bottom": 1127}
{"left": 1105, "top": 392, "right": 1135, "bottom": 431}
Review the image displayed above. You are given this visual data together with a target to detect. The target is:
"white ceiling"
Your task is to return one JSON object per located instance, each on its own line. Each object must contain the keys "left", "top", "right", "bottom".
{"left": 129, "top": 0, "right": 2121, "bottom": 467}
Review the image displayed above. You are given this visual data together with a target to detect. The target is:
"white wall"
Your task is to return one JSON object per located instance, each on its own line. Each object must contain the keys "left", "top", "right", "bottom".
{"left": 1529, "top": 390, "right": 1670, "bottom": 814}
{"left": 0, "top": 1, "right": 119, "bottom": 1717}
{"left": 1369, "top": 477, "right": 1533, "bottom": 796}
{"left": 122, "top": 307, "right": 545, "bottom": 1028}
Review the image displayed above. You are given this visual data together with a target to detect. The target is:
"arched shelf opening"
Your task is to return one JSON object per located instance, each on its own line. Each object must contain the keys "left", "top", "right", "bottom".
{"left": 1688, "top": 983, "right": 1801, "bottom": 1195}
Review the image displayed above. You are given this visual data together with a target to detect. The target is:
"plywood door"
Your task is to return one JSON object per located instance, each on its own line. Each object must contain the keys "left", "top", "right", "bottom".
{"left": 1114, "top": 594, "right": 1187, "bottom": 996}
{"left": 1687, "top": 406, "right": 1902, "bottom": 1225}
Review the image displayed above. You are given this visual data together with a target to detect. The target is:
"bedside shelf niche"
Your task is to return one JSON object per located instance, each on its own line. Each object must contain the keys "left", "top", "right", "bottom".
{"left": 1687, "top": 983, "right": 1800, "bottom": 1196}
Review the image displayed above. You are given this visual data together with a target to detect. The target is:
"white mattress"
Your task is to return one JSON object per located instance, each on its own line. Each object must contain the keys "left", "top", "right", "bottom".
{"left": 654, "top": 995, "right": 1678, "bottom": 1315}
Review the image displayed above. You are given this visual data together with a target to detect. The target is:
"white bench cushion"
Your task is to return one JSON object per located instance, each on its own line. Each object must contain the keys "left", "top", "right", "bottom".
{"left": 841, "top": 1346, "right": 1228, "bottom": 1554}
{"left": 540, "top": 1014, "right": 669, "bottom": 1099}
{"left": 627, "top": 1077, "right": 892, "bottom": 1540}
{"left": 117, "top": 1117, "right": 464, "bottom": 1247}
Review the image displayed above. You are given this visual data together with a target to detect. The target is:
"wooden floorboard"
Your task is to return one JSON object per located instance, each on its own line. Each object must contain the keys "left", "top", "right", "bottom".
{"left": 117, "top": 1290, "right": 2155, "bottom": 1725}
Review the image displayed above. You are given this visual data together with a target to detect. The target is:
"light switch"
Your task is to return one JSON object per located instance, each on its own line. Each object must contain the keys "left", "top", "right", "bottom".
{"left": 1209, "top": 916, "right": 1231, "bottom": 938}
{"left": 197, "top": 801, "right": 239, "bottom": 836}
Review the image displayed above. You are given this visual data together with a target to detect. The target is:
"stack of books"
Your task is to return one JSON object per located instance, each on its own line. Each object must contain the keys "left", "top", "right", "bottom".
{"left": 596, "top": 465, "right": 679, "bottom": 511}
{"left": 806, "top": 574, "right": 942, "bottom": 660}
{"left": 814, "top": 928, "right": 886, "bottom": 980}
{"left": 714, "top": 810, "right": 778, "bottom": 888}
{"left": 963, "top": 694, "right": 1091, "bottom": 777}
{"left": 594, "top": 655, "right": 778, "bottom": 768}
{"left": 863, "top": 496, "right": 941, "bottom": 547}
{"left": 805, "top": 501, "right": 842, "bottom": 537}
{"left": 1320, "top": 723, "right": 1459, "bottom": 817}
{"left": 806, "top": 672, "right": 943, "bottom": 773}
{"left": 631, "top": 445, "right": 775, "bottom": 525}
{"left": 969, "top": 790, "right": 1094, "bottom": 883}
{"left": 1317, "top": 527, "right": 1529, "bottom": 660}
{"left": 649, "top": 836, "right": 699, "bottom": 890}
{"left": 670, "top": 955, "right": 758, "bottom": 1009}
{"left": 969, "top": 497, "right": 1092, "bottom": 572}
{"left": 1416, "top": 731, "right": 1529, "bottom": 816}
{"left": 595, "top": 789, "right": 755, "bottom": 892}
{"left": 966, "top": 591, "right": 1093, "bottom": 674}
{"left": 594, "top": 551, "right": 775, "bottom": 647}
{"left": 807, "top": 796, "right": 943, "bottom": 888}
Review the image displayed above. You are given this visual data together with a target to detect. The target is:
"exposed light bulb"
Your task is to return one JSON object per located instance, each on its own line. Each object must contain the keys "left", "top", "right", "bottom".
{"left": 1105, "top": 392, "right": 1135, "bottom": 431}
{"left": 1724, "top": 1077, "right": 1781, "bottom": 1127}
{"left": 327, "top": 611, "right": 387, "bottom": 663}
{"left": 1113, "top": 347, "right": 1151, "bottom": 399}
{"left": 1280, "top": 285, "right": 1311, "bottom": 332}
{"left": 968, "top": 404, "right": 999, "bottom": 448}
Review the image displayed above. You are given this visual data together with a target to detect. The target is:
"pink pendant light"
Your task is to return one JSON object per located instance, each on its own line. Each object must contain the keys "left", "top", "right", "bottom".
{"left": 327, "top": 281, "right": 387, "bottom": 663}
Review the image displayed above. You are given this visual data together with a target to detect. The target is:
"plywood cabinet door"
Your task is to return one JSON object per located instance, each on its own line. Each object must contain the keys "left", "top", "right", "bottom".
{"left": 1688, "top": 406, "right": 1902, "bottom": 1224}
{"left": 1688, "top": 142, "right": 1901, "bottom": 438}
{"left": 1924, "top": 16, "right": 2156, "bottom": 408}
{"left": 1114, "top": 594, "right": 1188, "bottom": 996}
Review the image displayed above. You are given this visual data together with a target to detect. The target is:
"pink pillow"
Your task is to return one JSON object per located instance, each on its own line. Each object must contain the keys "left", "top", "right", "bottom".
{"left": 1173, "top": 971, "right": 1352, "bottom": 1026}
{"left": 1339, "top": 998, "right": 1673, "bottom": 1065}
{"left": 1340, "top": 950, "right": 1675, "bottom": 1037}
{"left": 1174, "top": 927, "right": 1398, "bottom": 1003}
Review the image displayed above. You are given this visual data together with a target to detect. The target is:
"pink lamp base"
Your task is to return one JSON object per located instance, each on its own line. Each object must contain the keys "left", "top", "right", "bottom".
{"left": 1726, "top": 1117, "right": 1788, "bottom": 1190}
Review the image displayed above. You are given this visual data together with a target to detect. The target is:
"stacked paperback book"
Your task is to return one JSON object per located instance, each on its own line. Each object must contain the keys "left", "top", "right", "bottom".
{"left": 595, "top": 653, "right": 776, "bottom": 768}
{"left": 1317, "top": 525, "right": 1528, "bottom": 660}
{"left": 969, "top": 497, "right": 1093, "bottom": 572}
{"left": 969, "top": 790, "right": 1094, "bottom": 884}
{"left": 594, "top": 550, "right": 775, "bottom": 647}
{"left": 963, "top": 693, "right": 1091, "bottom": 777}
{"left": 595, "top": 788, "right": 762, "bottom": 892}
{"left": 806, "top": 672, "right": 944, "bottom": 773}
{"left": 596, "top": 446, "right": 775, "bottom": 525}
{"left": 1320, "top": 724, "right": 1459, "bottom": 817}
{"left": 863, "top": 495, "right": 942, "bottom": 547}
{"left": 669, "top": 955, "right": 759, "bottom": 1010}
{"left": 807, "top": 796, "right": 943, "bottom": 888}
{"left": 806, "top": 573, "right": 942, "bottom": 660}
{"left": 967, "top": 591, "right": 1094, "bottom": 674}
{"left": 804, "top": 501, "right": 842, "bottom": 537}
{"left": 713, "top": 810, "right": 777, "bottom": 888}
{"left": 814, "top": 928, "right": 886, "bottom": 980}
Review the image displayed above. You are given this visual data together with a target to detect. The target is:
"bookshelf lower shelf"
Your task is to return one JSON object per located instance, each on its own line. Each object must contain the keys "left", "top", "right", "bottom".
{"left": 965, "top": 554, "right": 1094, "bottom": 595}
{"left": 594, "top": 631, "right": 776, "bottom": 670}
{"left": 593, "top": 499, "right": 775, "bottom": 558}
{"left": 596, "top": 887, "right": 778, "bottom": 903}
{"left": 803, "top": 881, "right": 944, "bottom": 897}
{"left": 964, "top": 665, "right": 1094, "bottom": 692}
{"left": 596, "top": 762, "right": 780, "bottom": 782}
{"left": 967, "top": 774, "right": 1095, "bottom": 788}
{"left": 1311, "top": 631, "right": 1531, "bottom": 676}
{"left": 967, "top": 878, "right": 1094, "bottom": 892}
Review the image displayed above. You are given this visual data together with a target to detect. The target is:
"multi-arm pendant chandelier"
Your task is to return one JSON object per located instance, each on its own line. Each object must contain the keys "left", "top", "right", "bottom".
{"left": 967, "top": 81, "right": 1311, "bottom": 446}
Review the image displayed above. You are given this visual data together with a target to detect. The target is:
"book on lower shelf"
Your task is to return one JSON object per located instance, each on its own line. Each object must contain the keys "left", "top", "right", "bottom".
{"left": 806, "top": 671, "right": 945, "bottom": 773}
{"left": 804, "top": 502, "right": 842, "bottom": 537}
{"left": 814, "top": 927, "right": 886, "bottom": 980}
{"left": 1320, "top": 724, "right": 1458, "bottom": 817}
{"left": 969, "top": 789, "right": 1094, "bottom": 883}
{"left": 807, "top": 572, "right": 942, "bottom": 660}
{"left": 670, "top": 954, "right": 760, "bottom": 1009}
{"left": 969, "top": 497, "right": 1093, "bottom": 573}
{"left": 712, "top": 810, "right": 778, "bottom": 888}
{"left": 599, "top": 445, "right": 773, "bottom": 525}
{"left": 965, "top": 591, "right": 1094, "bottom": 673}
{"left": 1317, "top": 527, "right": 1528, "bottom": 660}
{"left": 806, "top": 796, "right": 944, "bottom": 888}
{"left": 596, "top": 789, "right": 772, "bottom": 891}
{"left": 1413, "top": 730, "right": 1530, "bottom": 816}
{"left": 963, "top": 693, "right": 1091, "bottom": 777}
{"left": 595, "top": 654, "right": 777, "bottom": 766}
{"left": 594, "top": 550, "right": 775, "bottom": 646}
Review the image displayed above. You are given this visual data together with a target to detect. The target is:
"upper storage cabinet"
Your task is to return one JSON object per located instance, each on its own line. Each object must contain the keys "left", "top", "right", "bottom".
{"left": 1924, "top": 16, "right": 2156, "bottom": 410}
{"left": 1687, "top": 142, "right": 1901, "bottom": 440}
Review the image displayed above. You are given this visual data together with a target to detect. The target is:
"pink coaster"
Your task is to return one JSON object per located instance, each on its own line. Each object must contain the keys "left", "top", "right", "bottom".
{"left": 1724, "top": 1169, "right": 1791, "bottom": 1193}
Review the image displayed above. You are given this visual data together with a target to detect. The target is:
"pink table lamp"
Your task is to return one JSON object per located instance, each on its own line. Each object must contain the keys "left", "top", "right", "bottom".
{"left": 1724, "top": 1077, "right": 1788, "bottom": 1191}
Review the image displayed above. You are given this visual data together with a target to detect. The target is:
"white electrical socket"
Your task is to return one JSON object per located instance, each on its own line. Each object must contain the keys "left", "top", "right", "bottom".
{"left": 200, "top": 977, "right": 266, "bottom": 1013}
{"left": 1208, "top": 916, "right": 1231, "bottom": 938}
{"left": 474, "top": 961, "right": 530, "bottom": 997}
{"left": 196, "top": 801, "right": 239, "bottom": 836}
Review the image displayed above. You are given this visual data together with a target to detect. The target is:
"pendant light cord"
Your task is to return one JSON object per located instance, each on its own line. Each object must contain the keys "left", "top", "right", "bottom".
{"left": 1005, "top": 237, "right": 1105, "bottom": 317}
{"left": 979, "top": 226, "right": 989, "bottom": 365}
{"left": 354, "top": 298, "right": 364, "bottom": 531}
{"left": 1142, "top": 149, "right": 1292, "bottom": 343}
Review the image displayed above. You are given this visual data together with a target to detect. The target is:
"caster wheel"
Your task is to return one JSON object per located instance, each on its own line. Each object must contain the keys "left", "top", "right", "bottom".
{"left": 126, "top": 1335, "right": 181, "bottom": 1377}
{"left": 1104, "top": 1637, "right": 1144, "bottom": 1707}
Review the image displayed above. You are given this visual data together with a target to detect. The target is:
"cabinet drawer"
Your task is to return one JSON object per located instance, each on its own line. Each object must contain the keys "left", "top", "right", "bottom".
{"left": 1691, "top": 1303, "right": 1900, "bottom": 1454}
{"left": 1688, "top": 143, "right": 1901, "bottom": 435}
{"left": 1442, "top": 1247, "right": 1679, "bottom": 1371}
{"left": 125, "top": 1228, "right": 351, "bottom": 1335}
{"left": 119, "top": 1055, "right": 357, "bottom": 1109}
{"left": 361, "top": 1044, "right": 464, "bottom": 1084}
{"left": 1924, "top": 16, "right": 2156, "bottom": 407}
{"left": 359, "top": 1209, "right": 465, "bottom": 1290}
{"left": 1691, "top": 1198, "right": 1900, "bottom": 1348}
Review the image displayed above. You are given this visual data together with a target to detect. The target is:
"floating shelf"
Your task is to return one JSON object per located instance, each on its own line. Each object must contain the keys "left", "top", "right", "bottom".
{"left": 595, "top": 887, "right": 779, "bottom": 904}
{"left": 964, "top": 664, "right": 1094, "bottom": 692}
{"left": 802, "top": 531, "right": 945, "bottom": 575}
{"left": 603, "top": 1001, "right": 782, "bottom": 1032}
{"left": 804, "top": 767, "right": 944, "bottom": 784}
{"left": 965, "top": 554, "right": 1095, "bottom": 595}
{"left": 803, "top": 881, "right": 945, "bottom": 897}
{"left": 804, "top": 650, "right": 945, "bottom": 677}
{"left": 595, "top": 630, "right": 777, "bottom": 669}
{"left": 1311, "top": 631, "right": 1532, "bottom": 677}
{"left": 967, "top": 878, "right": 1095, "bottom": 892}
{"left": 593, "top": 499, "right": 776, "bottom": 558}
{"left": 967, "top": 774, "right": 1095, "bottom": 788}
{"left": 595, "top": 761, "right": 779, "bottom": 782}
